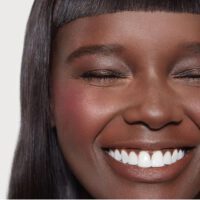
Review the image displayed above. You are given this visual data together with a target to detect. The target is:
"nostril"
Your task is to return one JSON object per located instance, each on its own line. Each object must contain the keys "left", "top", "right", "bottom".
{"left": 123, "top": 103, "right": 183, "bottom": 131}
{"left": 122, "top": 90, "right": 184, "bottom": 131}
{"left": 124, "top": 120, "right": 182, "bottom": 131}
{"left": 149, "top": 121, "right": 181, "bottom": 131}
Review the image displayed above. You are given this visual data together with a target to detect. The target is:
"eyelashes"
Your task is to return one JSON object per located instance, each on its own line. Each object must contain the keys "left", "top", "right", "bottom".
{"left": 80, "top": 69, "right": 129, "bottom": 86}
{"left": 172, "top": 68, "right": 200, "bottom": 83}
{"left": 81, "top": 69, "right": 127, "bottom": 79}
{"left": 79, "top": 68, "right": 200, "bottom": 86}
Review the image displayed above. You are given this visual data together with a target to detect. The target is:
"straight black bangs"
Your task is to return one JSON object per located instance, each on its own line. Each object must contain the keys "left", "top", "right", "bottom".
{"left": 53, "top": 0, "right": 200, "bottom": 28}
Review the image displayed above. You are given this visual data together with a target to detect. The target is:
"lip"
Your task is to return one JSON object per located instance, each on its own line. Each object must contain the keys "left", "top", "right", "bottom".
{"left": 102, "top": 140, "right": 197, "bottom": 151}
{"left": 104, "top": 147, "right": 196, "bottom": 183}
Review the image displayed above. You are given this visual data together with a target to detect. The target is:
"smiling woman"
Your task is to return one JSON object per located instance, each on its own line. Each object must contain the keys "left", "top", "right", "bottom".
{"left": 8, "top": 0, "right": 200, "bottom": 199}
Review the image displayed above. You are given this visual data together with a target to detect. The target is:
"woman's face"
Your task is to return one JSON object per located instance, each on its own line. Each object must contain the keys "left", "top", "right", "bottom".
{"left": 51, "top": 11, "right": 200, "bottom": 198}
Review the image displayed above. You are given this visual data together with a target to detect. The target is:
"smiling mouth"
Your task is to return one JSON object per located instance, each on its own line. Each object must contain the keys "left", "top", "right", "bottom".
{"left": 105, "top": 147, "right": 193, "bottom": 168}
{"left": 103, "top": 145, "right": 196, "bottom": 182}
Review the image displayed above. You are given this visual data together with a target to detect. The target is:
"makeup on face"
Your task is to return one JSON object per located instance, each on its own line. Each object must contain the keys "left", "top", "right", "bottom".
{"left": 51, "top": 11, "right": 200, "bottom": 198}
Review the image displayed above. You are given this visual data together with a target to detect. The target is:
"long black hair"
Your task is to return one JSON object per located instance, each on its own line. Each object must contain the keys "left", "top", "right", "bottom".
{"left": 8, "top": 0, "right": 200, "bottom": 198}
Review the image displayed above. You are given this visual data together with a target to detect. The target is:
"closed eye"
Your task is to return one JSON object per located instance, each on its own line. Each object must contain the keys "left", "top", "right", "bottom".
{"left": 81, "top": 69, "right": 127, "bottom": 80}
{"left": 172, "top": 68, "right": 200, "bottom": 80}
{"left": 80, "top": 69, "right": 130, "bottom": 87}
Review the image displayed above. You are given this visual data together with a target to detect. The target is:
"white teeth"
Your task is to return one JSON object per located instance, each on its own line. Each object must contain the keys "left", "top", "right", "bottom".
{"left": 128, "top": 151, "right": 138, "bottom": 165}
{"left": 114, "top": 149, "right": 121, "bottom": 161}
{"left": 121, "top": 150, "right": 129, "bottom": 164}
{"left": 138, "top": 151, "right": 151, "bottom": 168}
{"left": 151, "top": 151, "right": 164, "bottom": 167}
{"left": 177, "top": 149, "right": 184, "bottom": 160}
{"left": 171, "top": 149, "right": 178, "bottom": 163}
{"left": 108, "top": 150, "right": 115, "bottom": 158}
{"left": 107, "top": 148, "right": 186, "bottom": 168}
{"left": 163, "top": 151, "right": 172, "bottom": 165}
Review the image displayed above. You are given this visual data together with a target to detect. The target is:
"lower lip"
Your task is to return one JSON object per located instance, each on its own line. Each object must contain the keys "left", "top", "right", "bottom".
{"left": 104, "top": 149, "right": 195, "bottom": 183}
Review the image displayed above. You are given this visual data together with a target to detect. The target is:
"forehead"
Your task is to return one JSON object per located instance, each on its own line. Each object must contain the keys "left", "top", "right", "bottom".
{"left": 54, "top": 11, "right": 200, "bottom": 54}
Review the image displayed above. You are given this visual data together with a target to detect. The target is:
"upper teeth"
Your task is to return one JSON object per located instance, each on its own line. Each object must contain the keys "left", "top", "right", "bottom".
{"left": 107, "top": 149, "right": 185, "bottom": 168}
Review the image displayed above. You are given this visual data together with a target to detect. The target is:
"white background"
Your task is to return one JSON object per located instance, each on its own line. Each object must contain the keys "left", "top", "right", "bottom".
{"left": 0, "top": 1, "right": 34, "bottom": 198}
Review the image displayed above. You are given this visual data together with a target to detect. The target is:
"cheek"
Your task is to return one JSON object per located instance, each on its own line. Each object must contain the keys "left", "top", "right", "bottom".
{"left": 181, "top": 90, "right": 200, "bottom": 191}
{"left": 181, "top": 89, "right": 200, "bottom": 126}
{"left": 52, "top": 80, "right": 119, "bottom": 159}
{"left": 52, "top": 80, "right": 125, "bottom": 194}
{"left": 54, "top": 84, "right": 97, "bottom": 153}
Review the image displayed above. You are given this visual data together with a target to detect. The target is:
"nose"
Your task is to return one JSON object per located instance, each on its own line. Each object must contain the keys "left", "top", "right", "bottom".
{"left": 122, "top": 81, "right": 183, "bottom": 131}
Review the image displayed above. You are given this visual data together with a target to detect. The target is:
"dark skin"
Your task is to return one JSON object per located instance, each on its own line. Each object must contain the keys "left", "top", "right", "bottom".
{"left": 51, "top": 12, "right": 200, "bottom": 198}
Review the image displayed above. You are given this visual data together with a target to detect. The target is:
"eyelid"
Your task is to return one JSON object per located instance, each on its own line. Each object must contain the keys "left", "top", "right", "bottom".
{"left": 172, "top": 68, "right": 200, "bottom": 76}
{"left": 81, "top": 69, "right": 130, "bottom": 78}
{"left": 79, "top": 68, "right": 132, "bottom": 87}
{"left": 171, "top": 68, "right": 200, "bottom": 87}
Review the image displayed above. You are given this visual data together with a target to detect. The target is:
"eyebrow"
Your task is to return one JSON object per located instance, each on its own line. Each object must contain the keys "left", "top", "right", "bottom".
{"left": 180, "top": 42, "right": 200, "bottom": 55}
{"left": 66, "top": 42, "right": 200, "bottom": 63}
{"left": 66, "top": 44, "right": 123, "bottom": 63}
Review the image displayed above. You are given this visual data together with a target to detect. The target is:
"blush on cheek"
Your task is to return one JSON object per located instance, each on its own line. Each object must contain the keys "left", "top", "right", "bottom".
{"left": 53, "top": 81, "right": 113, "bottom": 157}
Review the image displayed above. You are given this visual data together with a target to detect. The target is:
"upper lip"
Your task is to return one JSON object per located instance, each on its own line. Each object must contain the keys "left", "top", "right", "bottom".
{"left": 98, "top": 129, "right": 200, "bottom": 151}
{"left": 102, "top": 140, "right": 197, "bottom": 151}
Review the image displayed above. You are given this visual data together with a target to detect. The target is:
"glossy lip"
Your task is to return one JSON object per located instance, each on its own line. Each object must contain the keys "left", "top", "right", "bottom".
{"left": 104, "top": 147, "right": 196, "bottom": 183}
